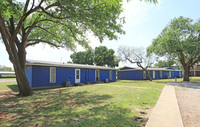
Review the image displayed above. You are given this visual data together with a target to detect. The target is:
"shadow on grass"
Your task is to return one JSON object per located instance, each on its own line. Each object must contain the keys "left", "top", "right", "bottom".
{"left": 0, "top": 88, "right": 145, "bottom": 127}
{"left": 7, "top": 84, "right": 19, "bottom": 92}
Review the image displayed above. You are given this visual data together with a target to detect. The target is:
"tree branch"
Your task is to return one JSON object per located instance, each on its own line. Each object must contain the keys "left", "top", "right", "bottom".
{"left": 23, "top": 0, "right": 30, "bottom": 14}
{"left": 27, "top": 39, "right": 61, "bottom": 48}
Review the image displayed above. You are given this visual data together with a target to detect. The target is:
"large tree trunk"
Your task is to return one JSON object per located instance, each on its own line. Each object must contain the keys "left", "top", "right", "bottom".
{"left": 183, "top": 65, "right": 190, "bottom": 82}
{"left": 136, "top": 63, "right": 152, "bottom": 81}
{"left": 15, "top": 44, "right": 33, "bottom": 96}
{"left": 146, "top": 70, "right": 152, "bottom": 81}
{"left": 13, "top": 60, "right": 34, "bottom": 96}
{"left": 0, "top": 14, "right": 33, "bottom": 96}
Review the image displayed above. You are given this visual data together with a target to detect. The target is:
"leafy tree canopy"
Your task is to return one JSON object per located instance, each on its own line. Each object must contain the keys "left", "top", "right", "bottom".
{"left": 70, "top": 46, "right": 119, "bottom": 67}
{"left": 147, "top": 16, "right": 200, "bottom": 81}
{"left": 154, "top": 60, "right": 174, "bottom": 68}
{"left": 94, "top": 46, "right": 119, "bottom": 67}
{"left": 70, "top": 48, "right": 94, "bottom": 65}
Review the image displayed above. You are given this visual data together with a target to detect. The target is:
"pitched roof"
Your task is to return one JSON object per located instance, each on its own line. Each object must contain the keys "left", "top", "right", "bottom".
{"left": 26, "top": 60, "right": 117, "bottom": 70}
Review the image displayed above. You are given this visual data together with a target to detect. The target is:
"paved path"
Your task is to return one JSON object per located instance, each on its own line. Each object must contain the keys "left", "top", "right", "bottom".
{"left": 145, "top": 85, "right": 184, "bottom": 127}
{"left": 168, "top": 82, "right": 200, "bottom": 89}
{"left": 0, "top": 79, "right": 16, "bottom": 82}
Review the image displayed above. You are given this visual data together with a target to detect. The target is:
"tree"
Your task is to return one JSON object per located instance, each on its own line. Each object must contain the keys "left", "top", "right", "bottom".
{"left": 0, "top": 0, "right": 157, "bottom": 96}
{"left": 94, "top": 46, "right": 119, "bottom": 67}
{"left": 147, "top": 16, "right": 200, "bottom": 81}
{"left": 0, "top": 65, "right": 13, "bottom": 72}
{"left": 118, "top": 46, "right": 155, "bottom": 81}
{"left": 70, "top": 48, "right": 94, "bottom": 65}
{"left": 71, "top": 46, "right": 119, "bottom": 67}
{"left": 0, "top": 0, "right": 126, "bottom": 96}
{"left": 154, "top": 60, "right": 174, "bottom": 68}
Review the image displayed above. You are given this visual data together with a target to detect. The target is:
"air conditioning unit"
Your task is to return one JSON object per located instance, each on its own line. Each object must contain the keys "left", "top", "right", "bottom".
{"left": 104, "top": 79, "right": 109, "bottom": 83}
{"left": 64, "top": 81, "right": 71, "bottom": 87}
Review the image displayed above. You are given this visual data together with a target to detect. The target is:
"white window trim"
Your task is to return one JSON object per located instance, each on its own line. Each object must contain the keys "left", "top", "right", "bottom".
{"left": 50, "top": 67, "right": 56, "bottom": 83}
{"left": 153, "top": 71, "right": 155, "bottom": 79}
{"left": 160, "top": 71, "right": 162, "bottom": 78}
{"left": 75, "top": 69, "right": 80, "bottom": 79}
{"left": 110, "top": 70, "right": 112, "bottom": 80}
{"left": 169, "top": 71, "right": 171, "bottom": 78}
{"left": 143, "top": 71, "right": 146, "bottom": 79}
{"left": 95, "top": 70, "right": 99, "bottom": 82}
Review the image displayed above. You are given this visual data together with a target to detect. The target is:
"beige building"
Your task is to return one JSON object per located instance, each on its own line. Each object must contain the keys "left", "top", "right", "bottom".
{"left": 190, "top": 65, "right": 200, "bottom": 76}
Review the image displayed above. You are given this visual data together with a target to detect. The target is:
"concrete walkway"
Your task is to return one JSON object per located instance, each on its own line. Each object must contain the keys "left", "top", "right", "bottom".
{"left": 145, "top": 85, "right": 184, "bottom": 127}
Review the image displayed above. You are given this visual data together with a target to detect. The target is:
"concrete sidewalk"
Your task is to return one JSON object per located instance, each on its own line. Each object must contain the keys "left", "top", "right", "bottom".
{"left": 145, "top": 85, "right": 184, "bottom": 127}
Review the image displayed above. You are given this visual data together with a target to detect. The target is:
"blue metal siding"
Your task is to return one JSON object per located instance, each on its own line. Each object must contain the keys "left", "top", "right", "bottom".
{"left": 26, "top": 66, "right": 32, "bottom": 87}
{"left": 99, "top": 70, "right": 109, "bottom": 82}
{"left": 112, "top": 70, "right": 116, "bottom": 81}
{"left": 28, "top": 65, "right": 116, "bottom": 87}
{"left": 118, "top": 70, "right": 183, "bottom": 80}
{"left": 32, "top": 66, "right": 75, "bottom": 87}
{"left": 118, "top": 71, "right": 144, "bottom": 80}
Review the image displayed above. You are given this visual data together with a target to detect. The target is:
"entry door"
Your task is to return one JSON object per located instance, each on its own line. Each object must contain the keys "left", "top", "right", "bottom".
{"left": 75, "top": 69, "right": 80, "bottom": 83}
{"left": 153, "top": 71, "right": 155, "bottom": 79}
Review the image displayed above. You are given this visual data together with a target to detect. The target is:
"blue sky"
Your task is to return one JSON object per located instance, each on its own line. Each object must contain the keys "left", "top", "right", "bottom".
{"left": 0, "top": 0, "right": 200, "bottom": 68}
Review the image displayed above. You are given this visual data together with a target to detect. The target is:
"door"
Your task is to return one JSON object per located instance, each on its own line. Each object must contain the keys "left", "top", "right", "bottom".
{"left": 153, "top": 71, "right": 155, "bottom": 79}
{"left": 75, "top": 69, "right": 80, "bottom": 83}
{"left": 95, "top": 70, "right": 99, "bottom": 82}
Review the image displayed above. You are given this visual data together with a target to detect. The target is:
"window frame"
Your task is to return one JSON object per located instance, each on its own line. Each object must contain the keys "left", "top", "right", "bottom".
{"left": 75, "top": 69, "right": 80, "bottom": 81}
{"left": 95, "top": 70, "right": 99, "bottom": 82}
{"left": 110, "top": 70, "right": 112, "bottom": 80}
{"left": 169, "top": 71, "right": 171, "bottom": 78}
{"left": 50, "top": 67, "right": 56, "bottom": 83}
{"left": 160, "top": 71, "right": 162, "bottom": 78}
{"left": 143, "top": 71, "right": 146, "bottom": 79}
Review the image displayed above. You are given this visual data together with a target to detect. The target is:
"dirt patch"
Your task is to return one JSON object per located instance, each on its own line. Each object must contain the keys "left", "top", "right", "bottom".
{"left": 175, "top": 86, "right": 200, "bottom": 127}
{"left": 0, "top": 90, "right": 18, "bottom": 100}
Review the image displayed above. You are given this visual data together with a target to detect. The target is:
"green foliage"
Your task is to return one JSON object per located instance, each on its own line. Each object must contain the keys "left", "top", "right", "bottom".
{"left": 147, "top": 16, "right": 200, "bottom": 66}
{"left": 70, "top": 46, "right": 119, "bottom": 67}
{"left": 0, "top": 65, "right": 13, "bottom": 72}
{"left": 94, "top": 46, "right": 119, "bottom": 67}
{"left": 1, "top": 0, "right": 126, "bottom": 50}
{"left": 0, "top": 79, "right": 165, "bottom": 127}
{"left": 70, "top": 48, "right": 94, "bottom": 65}
{"left": 154, "top": 60, "right": 174, "bottom": 68}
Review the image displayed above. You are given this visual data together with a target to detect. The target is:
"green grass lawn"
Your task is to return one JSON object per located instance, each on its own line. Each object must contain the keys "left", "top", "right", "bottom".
{"left": 0, "top": 77, "right": 198, "bottom": 127}
{"left": 0, "top": 80, "right": 166, "bottom": 127}
{"left": 0, "top": 81, "right": 18, "bottom": 92}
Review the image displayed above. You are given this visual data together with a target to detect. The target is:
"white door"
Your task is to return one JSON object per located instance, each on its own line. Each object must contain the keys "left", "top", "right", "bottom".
{"left": 75, "top": 69, "right": 80, "bottom": 83}
{"left": 153, "top": 71, "right": 155, "bottom": 79}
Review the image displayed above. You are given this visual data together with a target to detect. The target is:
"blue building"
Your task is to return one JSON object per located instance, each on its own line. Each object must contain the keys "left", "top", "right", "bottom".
{"left": 26, "top": 60, "right": 117, "bottom": 88}
{"left": 118, "top": 67, "right": 183, "bottom": 80}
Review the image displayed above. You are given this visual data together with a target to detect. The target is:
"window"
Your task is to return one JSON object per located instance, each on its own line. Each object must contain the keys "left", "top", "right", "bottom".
{"left": 75, "top": 69, "right": 80, "bottom": 79}
{"left": 143, "top": 71, "right": 146, "bottom": 79}
{"left": 160, "top": 71, "right": 162, "bottom": 78}
{"left": 153, "top": 71, "right": 155, "bottom": 79}
{"left": 116, "top": 71, "right": 118, "bottom": 80}
{"left": 95, "top": 70, "right": 99, "bottom": 82}
{"left": 179, "top": 71, "right": 181, "bottom": 77}
{"left": 169, "top": 71, "right": 171, "bottom": 78}
{"left": 50, "top": 67, "right": 56, "bottom": 83}
{"left": 110, "top": 70, "right": 112, "bottom": 80}
{"left": 75, "top": 69, "right": 80, "bottom": 83}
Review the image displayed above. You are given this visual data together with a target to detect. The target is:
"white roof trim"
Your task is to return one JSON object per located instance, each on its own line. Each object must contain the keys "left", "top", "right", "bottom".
{"left": 26, "top": 60, "right": 118, "bottom": 70}
{"left": 119, "top": 68, "right": 182, "bottom": 72}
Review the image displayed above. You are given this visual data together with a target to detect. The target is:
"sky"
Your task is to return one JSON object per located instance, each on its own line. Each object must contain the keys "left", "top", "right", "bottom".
{"left": 0, "top": 0, "right": 200, "bottom": 68}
